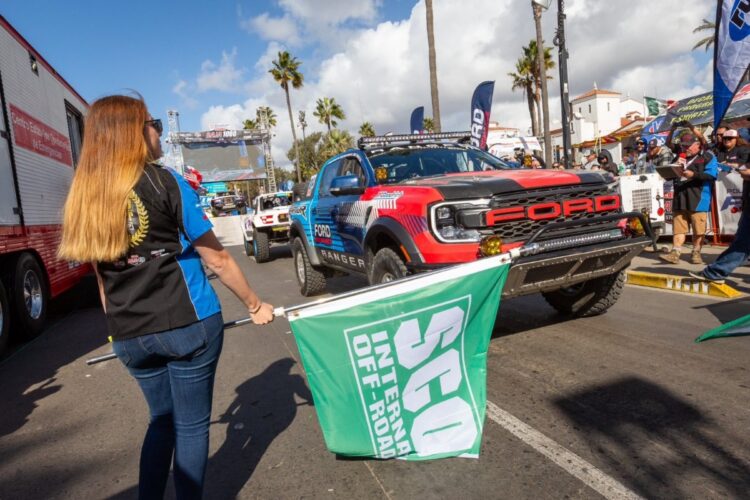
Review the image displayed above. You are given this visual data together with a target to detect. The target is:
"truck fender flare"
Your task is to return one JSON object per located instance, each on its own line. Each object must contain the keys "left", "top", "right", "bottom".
{"left": 365, "top": 218, "right": 424, "bottom": 265}
{"left": 289, "top": 220, "right": 323, "bottom": 266}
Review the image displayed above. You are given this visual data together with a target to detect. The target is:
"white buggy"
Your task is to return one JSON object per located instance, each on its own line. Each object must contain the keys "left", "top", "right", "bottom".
{"left": 242, "top": 191, "right": 293, "bottom": 262}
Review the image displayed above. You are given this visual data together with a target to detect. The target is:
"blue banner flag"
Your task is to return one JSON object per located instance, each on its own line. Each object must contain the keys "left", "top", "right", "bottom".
{"left": 470, "top": 81, "right": 494, "bottom": 150}
{"left": 713, "top": 0, "right": 750, "bottom": 127}
{"left": 410, "top": 106, "right": 424, "bottom": 133}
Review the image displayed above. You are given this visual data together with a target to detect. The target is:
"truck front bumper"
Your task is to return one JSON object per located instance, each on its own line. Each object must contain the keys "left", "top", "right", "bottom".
{"left": 408, "top": 211, "right": 654, "bottom": 298}
{"left": 501, "top": 235, "right": 650, "bottom": 298}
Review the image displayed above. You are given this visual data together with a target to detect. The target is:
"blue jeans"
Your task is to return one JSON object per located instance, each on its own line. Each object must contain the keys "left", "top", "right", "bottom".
{"left": 112, "top": 313, "right": 224, "bottom": 500}
{"left": 704, "top": 211, "right": 750, "bottom": 280}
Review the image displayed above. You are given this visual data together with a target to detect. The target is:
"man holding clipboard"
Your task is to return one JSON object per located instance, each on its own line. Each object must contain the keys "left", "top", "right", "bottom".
{"left": 657, "top": 124, "right": 718, "bottom": 265}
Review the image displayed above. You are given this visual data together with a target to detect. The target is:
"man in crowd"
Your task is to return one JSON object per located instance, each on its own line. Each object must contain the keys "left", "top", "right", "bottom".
{"left": 582, "top": 150, "right": 599, "bottom": 170}
{"left": 645, "top": 138, "right": 673, "bottom": 173}
{"left": 691, "top": 128, "right": 750, "bottom": 283}
{"left": 621, "top": 146, "right": 636, "bottom": 168}
{"left": 596, "top": 150, "right": 618, "bottom": 176}
{"left": 634, "top": 138, "right": 649, "bottom": 172}
{"left": 709, "top": 125, "right": 728, "bottom": 154}
{"left": 659, "top": 133, "right": 718, "bottom": 265}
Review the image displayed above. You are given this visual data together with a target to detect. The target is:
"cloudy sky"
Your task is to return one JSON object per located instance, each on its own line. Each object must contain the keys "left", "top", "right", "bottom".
{"left": 5, "top": 0, "right": 714, "bottom": 168}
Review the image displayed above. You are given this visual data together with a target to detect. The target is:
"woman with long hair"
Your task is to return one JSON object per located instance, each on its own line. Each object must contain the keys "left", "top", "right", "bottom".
{"left": 59, "top": 94, "right": 274, "bottom": 498}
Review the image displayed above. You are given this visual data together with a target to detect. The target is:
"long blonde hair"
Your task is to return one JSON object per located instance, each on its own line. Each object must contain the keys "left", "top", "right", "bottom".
{"left": 58, "top": 95, "right": 152, "bottom": 262}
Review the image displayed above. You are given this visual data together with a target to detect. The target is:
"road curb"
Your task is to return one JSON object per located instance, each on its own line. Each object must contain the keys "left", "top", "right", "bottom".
{"left": 625, "top": 270, "right": 744, "bottom": 299}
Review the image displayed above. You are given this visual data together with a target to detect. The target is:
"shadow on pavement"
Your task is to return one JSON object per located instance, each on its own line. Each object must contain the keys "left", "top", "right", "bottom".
{"left": 109, "top": 358, "right": 314, "bottom": 499}
{"left": 206, "top": 357, "right": 313, "bottom": 497}
{"left": 553, "top": 377, "right": 750, "bottom": 498}
{"left": 0, "top": 275, "right": 104, "bottom": 439}
{"left": 492, "top": 294, "right": 577, "bottom": 338}
{"left": 691, "top": 295, "right": 750, "bottom": 324}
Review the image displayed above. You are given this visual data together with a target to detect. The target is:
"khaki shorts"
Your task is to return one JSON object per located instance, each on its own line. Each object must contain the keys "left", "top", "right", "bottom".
{"left": 672, "top": 210, "right": 708, "bottom": 236}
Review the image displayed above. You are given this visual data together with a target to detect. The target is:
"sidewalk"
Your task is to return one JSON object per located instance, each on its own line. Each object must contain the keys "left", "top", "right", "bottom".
{"left": 629, "top": 242, "right": 750, "bottom": 296}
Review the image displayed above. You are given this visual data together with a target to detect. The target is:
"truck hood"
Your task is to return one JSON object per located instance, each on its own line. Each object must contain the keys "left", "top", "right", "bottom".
{"left": 399, "top": 170, "right": 611, "bottom": 200}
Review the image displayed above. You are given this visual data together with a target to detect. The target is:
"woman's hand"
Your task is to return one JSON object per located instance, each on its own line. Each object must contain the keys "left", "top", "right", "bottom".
{"left": 250, "top": 302, "right": 275, "bottom": 325}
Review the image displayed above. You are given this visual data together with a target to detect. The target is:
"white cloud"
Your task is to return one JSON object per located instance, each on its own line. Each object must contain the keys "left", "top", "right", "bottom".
{"left": 172, "top": 79, "right": 198, "bottom": 109}
{"left": 242, "top": 13, "right": 301, "bottom": 46}
{"left": 196, "top": 48, "right": 245, "bottom": 93}
{"left": 196, "top": 0, "right": 715, "bottom": 168}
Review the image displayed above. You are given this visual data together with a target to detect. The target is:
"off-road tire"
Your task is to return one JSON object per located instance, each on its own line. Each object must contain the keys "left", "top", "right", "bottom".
{"left": 541, "top": 269, "right": 625, "bottom": 318}
{"left": 370, "top": 247, "right": 409, "bottom": 285}
{"left": 292, "top": 238, "right": 326, "bottom": 296}
{"left": 8, "top": 253, "right": 48, "bottom": 339}
{"left": 0, "top": 280, "right": 10, "bottom": 356}
{"left": 253, "top": 228, "right": 271, "bottom": 263}
{"left": 243, "top": 236, "right": 254, "bottom": 256}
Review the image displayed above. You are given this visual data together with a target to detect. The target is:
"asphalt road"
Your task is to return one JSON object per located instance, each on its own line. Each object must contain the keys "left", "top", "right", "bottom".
{"left": 1, "top": 244, "right": 749, "bottom": 499}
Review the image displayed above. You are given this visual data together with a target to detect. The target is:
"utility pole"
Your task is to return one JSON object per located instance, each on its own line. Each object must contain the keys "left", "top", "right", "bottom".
{"left": 553, "top": 0, "right": 573, "bottom": 168}
{"left": 425, "top": 0, "right": 441, "bottom": 132}
{"left": 532, "top": 1, "right": 552, "bottom": 168}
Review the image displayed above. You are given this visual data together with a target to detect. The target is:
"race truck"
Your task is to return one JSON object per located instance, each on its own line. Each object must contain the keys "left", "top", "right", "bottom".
{"left": 289, "top": 132, "right": 653, "bottom": 318}
{"left": 242, "top": 191, "right": 293, "bottom": 262}
{"left": 210, "top": 191, "right": 247, "bottom": 217}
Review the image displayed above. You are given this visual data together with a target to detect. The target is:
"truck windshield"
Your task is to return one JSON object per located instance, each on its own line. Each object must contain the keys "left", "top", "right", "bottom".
{"left": 259, "top": 194, "right": 292, "bottom": 210}
{"left": 368, "top": 146, "right": 510, "bottom": 184}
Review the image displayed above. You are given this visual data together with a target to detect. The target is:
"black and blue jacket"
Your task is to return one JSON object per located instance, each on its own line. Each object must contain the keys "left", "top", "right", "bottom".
{"left": 98, "top": 163, "right": 220, "bottom": 340}
{"left": 673, "top": 151, "right": 718, "bottom": 213}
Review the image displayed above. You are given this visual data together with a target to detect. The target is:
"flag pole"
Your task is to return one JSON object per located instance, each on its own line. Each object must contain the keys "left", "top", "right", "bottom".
{"left": 85, "top": 250, "right": 530, "bottom": 366}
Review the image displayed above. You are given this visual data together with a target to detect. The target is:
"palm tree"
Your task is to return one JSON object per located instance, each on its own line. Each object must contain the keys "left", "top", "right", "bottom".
{"left": 256, "top": 106, "right": 277, "bottom": 129}
{"left": 693, "top": 18, "right": 715, "bottom": 51}
{"left": 320, "top": 129, "right": 354, "bottom": 160}
{"left": 509, "top": 57, "right": 538, "bottom": 136}
{"left": 359, "top": 122, "right": 375, "bottom": 137}
{"left": 425, "top": 0, "right": 441, "bottom": 132}
{"left": 270, "top": 51, "right": 304, "bottom": 183}
{"left": 313, "top": 97, "right": 346, "bottom": 132}
{"left": 243, "top": 118, "right": 258, "bottom": 130}
{"left": 524, "top": 40, "right": 554, "bottom": 139}
{"left": 423, "top": 117, "right": 435, "bottom": 133}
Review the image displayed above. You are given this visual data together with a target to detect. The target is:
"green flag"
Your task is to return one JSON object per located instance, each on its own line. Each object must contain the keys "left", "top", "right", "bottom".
{"left": 288, "top": 255, "right": 510, "bottom": 460}
{"left": 644, "top": 96, "right": 667, "bottom": 117}
{"left": 695, "top": 313, "right": 750, "bottom": 342}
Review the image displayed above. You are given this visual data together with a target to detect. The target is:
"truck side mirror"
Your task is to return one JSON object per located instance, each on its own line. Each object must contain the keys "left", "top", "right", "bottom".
{"left": 330, "top": 175, "right": 365, "bottom": 196}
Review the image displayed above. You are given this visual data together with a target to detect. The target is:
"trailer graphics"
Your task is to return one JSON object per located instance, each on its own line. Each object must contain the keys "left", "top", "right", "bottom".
{"left": 0, "top": 16, "right": 89, "bottom": 354}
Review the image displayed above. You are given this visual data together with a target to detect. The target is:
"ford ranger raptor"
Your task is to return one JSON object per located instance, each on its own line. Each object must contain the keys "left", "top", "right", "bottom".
{"left": 289, "top": 132, "right": 652, "bottom": 317}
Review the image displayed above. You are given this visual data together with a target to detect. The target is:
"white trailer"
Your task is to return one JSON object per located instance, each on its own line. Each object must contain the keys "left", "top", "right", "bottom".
{"left": 0, "top": 16, "right": 88, "bottom": 354}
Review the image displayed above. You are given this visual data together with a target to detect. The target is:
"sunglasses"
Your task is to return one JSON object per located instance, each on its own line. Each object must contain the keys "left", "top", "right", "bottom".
{"left": 723, "top": 137, "right": 737, "bottom": 141}
{"left": 145, "top": 118, "right": 163, "bottom": 136}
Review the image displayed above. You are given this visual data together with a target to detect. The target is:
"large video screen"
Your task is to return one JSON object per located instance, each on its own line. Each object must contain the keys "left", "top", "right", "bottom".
{"left": 180, "top": 140, "right": 266, "bottom": 182}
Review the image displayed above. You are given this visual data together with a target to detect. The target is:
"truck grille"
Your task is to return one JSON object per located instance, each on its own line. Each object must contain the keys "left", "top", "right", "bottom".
{"left": 488, "top": 185, "right": 618, "bottom": 243}
{"left": 630, "top": 188, "right": 652, "bottom": 214}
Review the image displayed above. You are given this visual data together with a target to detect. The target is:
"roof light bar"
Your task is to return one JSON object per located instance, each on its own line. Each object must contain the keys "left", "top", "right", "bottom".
{"left": 358, "top": 131, "right": 471, "bottom": 148}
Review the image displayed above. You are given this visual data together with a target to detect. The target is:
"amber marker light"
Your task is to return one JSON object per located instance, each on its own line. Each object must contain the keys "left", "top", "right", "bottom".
{"left": 480, "top": 235, "right": 503, "bottom": 256}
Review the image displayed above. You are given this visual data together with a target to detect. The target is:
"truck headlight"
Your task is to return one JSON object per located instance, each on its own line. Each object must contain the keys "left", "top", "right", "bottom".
{"left": 436, "top": 206, "right": 454, "bottom": 222}
{"left": 439, "top": 226, "right": 481, "bottom": 241}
